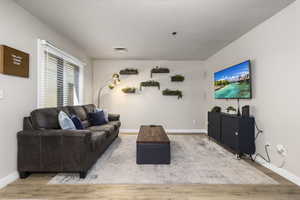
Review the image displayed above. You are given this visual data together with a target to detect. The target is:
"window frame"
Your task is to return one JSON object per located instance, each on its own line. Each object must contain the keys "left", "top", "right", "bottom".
{"left": 37, "top": 39, "right": 85, "bottom": 108}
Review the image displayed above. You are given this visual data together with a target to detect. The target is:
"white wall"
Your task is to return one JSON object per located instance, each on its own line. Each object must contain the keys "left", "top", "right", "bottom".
{"left": 0, "top": 0, "right": 92, "bottom": 181}
{"left": 204, "top": 1, "right": 300, "bottom": 177}
{"left": 93, "top": 60, "right": 206, "bottom": 131}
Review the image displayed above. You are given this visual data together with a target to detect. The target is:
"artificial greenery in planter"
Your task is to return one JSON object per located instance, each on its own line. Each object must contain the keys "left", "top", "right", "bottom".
{"left": 226, "top": 106, "right": 237, "bottom": 114}
{"left": 171, "top": 74, "right": 185, "bottom": 82}
{"left": 108, "top": 84, "right": 115, "bottom": 89}
{"left": 122, "top": 87, "right": 136, "bottom": 94}
{"left": 162, "top": 89, "right": 183, "bottom": 99}
{"left": 140, "top": 80, "right": 160, "bottom": 91}
{"left": 150, "top": 66, "right": 170, "bottom": 78}
{"left": 119, "top": 68, "right": 138, "bottom": 75}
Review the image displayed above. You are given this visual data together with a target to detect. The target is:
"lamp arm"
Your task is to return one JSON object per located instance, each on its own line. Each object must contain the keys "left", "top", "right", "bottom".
{"left": 97, "top": 78, "right": 113, "bottom": 108}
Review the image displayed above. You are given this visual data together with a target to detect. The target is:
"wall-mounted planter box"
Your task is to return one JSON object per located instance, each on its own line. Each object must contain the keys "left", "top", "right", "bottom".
{"left": 119, "top": 68, "right": 138, "bottom": 75}
{"left": 140, "top": 80, "right": 160, "bottom": 91}
{"left": 171, "top": 75, "right": 185, "bottom": 82}
{"left": 162, "top": 89, "right": 183, "bottom": 99}
{"left": 150, "top": 66, "right": 170, "bottom": 78}
{"left": 122, "top": 87, "right": 136, "bottom": 94}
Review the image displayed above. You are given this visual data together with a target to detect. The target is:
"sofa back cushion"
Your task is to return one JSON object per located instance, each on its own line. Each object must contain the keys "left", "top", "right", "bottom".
{"left": 68, "top": 105, "right": 90, "bottom": 128}
{"left": 83, "top": 104, "right": 96, "bottom": 113}
{"left": 31, "top": 108, "right": 60, "bottom": 129}
{"left": 30, "top": 105, "right": 95, "bottom": 130}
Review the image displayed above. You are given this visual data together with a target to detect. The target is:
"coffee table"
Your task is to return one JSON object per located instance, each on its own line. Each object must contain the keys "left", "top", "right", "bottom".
{"left": 136, "top": 125, "right": 170, "bottom": 164}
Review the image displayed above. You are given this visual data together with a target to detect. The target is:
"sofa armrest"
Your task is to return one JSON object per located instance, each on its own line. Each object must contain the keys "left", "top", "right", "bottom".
{"left": 17, "top": 129, "right": 92, "bottom": 172}
{"left": 108, "top": 113, "right": 120, "bottom": 121}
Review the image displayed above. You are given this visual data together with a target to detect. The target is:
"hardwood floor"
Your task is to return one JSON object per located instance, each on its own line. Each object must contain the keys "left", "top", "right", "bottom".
{"left": 1, "top": 134, "right": 299, "bottom": 200}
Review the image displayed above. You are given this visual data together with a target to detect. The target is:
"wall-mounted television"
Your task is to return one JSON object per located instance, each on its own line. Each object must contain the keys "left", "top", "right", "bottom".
{"left": 214, "top": 60, "right": 252, "bottom": 99}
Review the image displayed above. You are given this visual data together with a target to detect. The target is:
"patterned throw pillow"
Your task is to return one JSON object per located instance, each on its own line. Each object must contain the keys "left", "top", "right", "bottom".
{"left": 58, "top": 111, "right": 76, "bottom": 130}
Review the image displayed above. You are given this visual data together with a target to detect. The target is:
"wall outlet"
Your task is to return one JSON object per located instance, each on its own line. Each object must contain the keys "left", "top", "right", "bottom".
{"left": 276, "top": 144, "right": 287, "bottom": 157}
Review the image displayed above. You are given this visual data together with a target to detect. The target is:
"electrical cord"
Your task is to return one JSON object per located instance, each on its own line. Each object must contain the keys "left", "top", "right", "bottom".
{"left": 254, "top": 121, "right": 263, "bottom": 141}
{"left": 253, "top": 122, "right": 271, "bottom": 163}
{"left": 254, "top": 144, "right": 271, "bottom": 163}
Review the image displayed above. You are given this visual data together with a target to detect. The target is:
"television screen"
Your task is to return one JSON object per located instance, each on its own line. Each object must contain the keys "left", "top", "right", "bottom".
{"left": 214, "top": 60, "right": 252, "bottom": 99}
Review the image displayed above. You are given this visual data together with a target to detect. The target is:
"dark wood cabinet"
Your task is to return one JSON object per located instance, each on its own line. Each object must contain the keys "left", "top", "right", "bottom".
{"left": 208, "top": 112, "right": 255, "bottom": 157}
{"left": 208, "top": 112, "right": 221, "bottom": 141}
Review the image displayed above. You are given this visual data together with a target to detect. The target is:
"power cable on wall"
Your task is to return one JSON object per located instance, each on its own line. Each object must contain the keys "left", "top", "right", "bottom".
{"left": 253, "top": 122, "right": 271, "bottom": 163}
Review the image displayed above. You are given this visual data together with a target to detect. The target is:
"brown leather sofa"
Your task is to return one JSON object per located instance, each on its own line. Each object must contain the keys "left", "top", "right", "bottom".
{"left": 17, "top": 104, "right": 120, "bottom": 179}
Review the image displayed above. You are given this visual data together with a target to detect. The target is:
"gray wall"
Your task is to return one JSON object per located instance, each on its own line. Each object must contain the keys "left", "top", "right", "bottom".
{"left": 0, "top": 0, "right": 92, "bottom": 180}
{"left": 204, "top": 0, "right": 300, "bottom": 177}
{"left": 93, "top": 60, "right": 206, "bottom": 131}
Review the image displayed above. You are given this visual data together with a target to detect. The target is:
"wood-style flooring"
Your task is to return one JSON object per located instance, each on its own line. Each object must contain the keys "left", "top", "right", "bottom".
{"left": 1, "top": 134, "right": 299, "bottom": 200}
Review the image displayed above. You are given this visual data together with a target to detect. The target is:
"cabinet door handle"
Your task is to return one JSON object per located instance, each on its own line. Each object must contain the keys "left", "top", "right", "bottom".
{"left": 235, "top": 132, "right": 239, "bottom": 136}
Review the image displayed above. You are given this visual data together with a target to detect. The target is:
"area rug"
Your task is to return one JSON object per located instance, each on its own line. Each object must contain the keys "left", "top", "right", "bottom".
{"left": 49, "top": 135, "right": 277, "bottom": 184}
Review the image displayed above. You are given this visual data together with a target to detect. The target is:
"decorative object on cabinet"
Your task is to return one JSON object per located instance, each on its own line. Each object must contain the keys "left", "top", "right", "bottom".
{"left": 119, "top": 68, "right": 138, "bottom": 75}
{"left": 162, "top": 89, "right": 183, "bottom": 99}
{"left": 150, "top": 66, "right": 170, "bottom": 78}
{"left": 140, "top": 80, "right": 160, "bottom": 91}
{"left": 226, "top": 106, "right": 237, "bottom": 114}
{"left": 97, "top": 73, "right": 120, "bottom": 107}
{"left": 171, "top": 74, "right": 185, "bottom": 82}
{"left": 0, "top": 45, "right": 29, "bottom": 78}
{"left": 122, "top": 87, "right": 136, "bottom": 94}
{"left": 242, "top": 105, "right": 250, "bottom": 117}
{"left": 211, "top": 106, "right": 221, "bottom": 113}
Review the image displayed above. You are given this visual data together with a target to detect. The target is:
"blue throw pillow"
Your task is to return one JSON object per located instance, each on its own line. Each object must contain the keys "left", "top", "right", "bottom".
{"left": 88, "top": 110, "right": 107, "bottom": 126}
{"left": 71, "top": 115, "right": 84, "bottom": 130}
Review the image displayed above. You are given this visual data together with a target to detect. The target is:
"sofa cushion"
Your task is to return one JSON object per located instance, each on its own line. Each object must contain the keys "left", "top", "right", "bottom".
{"left": 69, "top": 106, "right": 90, "bottom": 128}
{"left": 90, "top": 131, "right": 106, "bottom": 151}
{"left": 31, "top": 108, "right": 60, "bottom": 129}
{"left": 58, "top": 106, "right": 71, "bottom": 117}
{"left": 69, "top": 106, "right": 88, "bottom": 121}
{"left": 83, "top": 104, "right": 96, "bottom": 114}
{"left": 88, "top": 124, "right": 115, "bottom": 135}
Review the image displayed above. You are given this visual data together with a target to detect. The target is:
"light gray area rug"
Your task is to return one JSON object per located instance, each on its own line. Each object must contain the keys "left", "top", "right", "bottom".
{"left": 49, "top": 135, "right": 277, "bottom": 184}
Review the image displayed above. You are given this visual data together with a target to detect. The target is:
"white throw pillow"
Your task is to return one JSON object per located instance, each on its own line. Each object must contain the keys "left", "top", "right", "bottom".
{"left": 96, "top": 108, "right": 109, "bottom": 122}
{"left": 58, "top": 111, "right": 76, "bottom": 130}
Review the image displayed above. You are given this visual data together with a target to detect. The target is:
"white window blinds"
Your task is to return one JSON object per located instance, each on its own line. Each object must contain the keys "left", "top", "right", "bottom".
{"left": 38, "top": 40, "right": 83, "bottom": 108}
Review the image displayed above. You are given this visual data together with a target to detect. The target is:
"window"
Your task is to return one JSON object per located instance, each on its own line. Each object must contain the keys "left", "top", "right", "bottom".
{"left": 38, "top": 40, "right": 84, "bottom": 108}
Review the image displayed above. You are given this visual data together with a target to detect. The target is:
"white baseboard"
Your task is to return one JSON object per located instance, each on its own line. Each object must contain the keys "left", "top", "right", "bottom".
{"left": 255, "top": 157, "right": 300, "bottom": 186}
{"left": 120, "top": 129, "right": 207, "bottom": 134}
{"left": 0, "top": 171, "right": 19, "bottom": 189}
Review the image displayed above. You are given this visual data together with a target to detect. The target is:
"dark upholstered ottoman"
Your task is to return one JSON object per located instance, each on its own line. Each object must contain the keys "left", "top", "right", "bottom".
{"left": 136, "top": 125, "right": 170, "bottom": 164}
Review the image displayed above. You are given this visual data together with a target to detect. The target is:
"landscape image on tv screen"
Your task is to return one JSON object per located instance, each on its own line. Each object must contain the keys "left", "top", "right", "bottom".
{"left": 214, "top": 60, "right": 251, "bottom": 99}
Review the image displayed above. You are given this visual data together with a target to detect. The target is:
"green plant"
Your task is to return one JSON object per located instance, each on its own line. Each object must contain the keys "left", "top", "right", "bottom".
{"left": 150, "top": 66, "right": 170, "bottom": 78}
{"left": 162, "top": 89, "right": 183, "bottom": 99}
{"left": 211, "top": 106, "right": 221, "bottom": 113}
{"left": 108, "top": 84, "right": 115, "bottom": 89}
{"left": 119, "top": 68, "right": 138, "bottom": 75}
{"left": 140, "top": 80, "right": 160, "bottom": 91}
{"left": 122, "top": 87, "right": 136, "bottom": 93}
{"left": 226, "top": 106, "right": 237, "bottom": 113}
{"left": 171, "top": 74, "right": 185, "bottom": 82}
